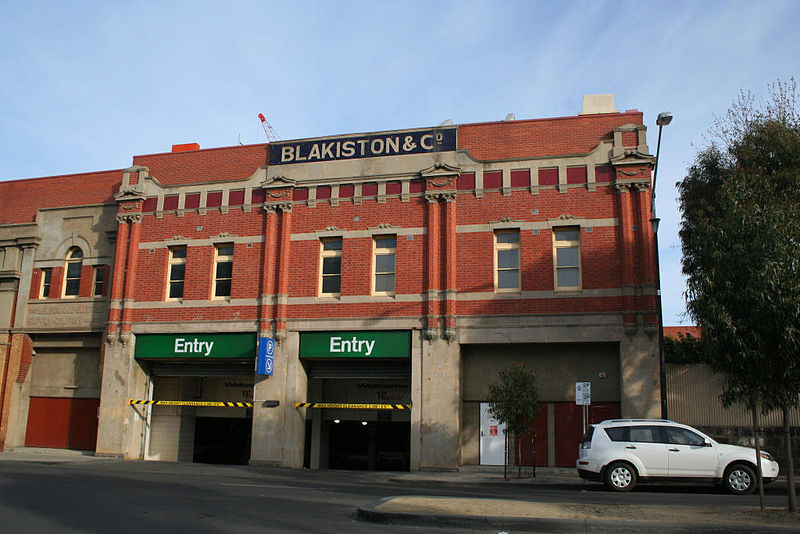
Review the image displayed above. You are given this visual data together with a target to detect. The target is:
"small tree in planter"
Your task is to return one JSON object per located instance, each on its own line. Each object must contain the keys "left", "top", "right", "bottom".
{"left": 487, "top": 365, "right": 540, "bottom": 479}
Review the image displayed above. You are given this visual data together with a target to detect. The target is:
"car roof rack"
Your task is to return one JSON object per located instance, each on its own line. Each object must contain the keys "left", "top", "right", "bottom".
{"left": 601, "top": 419, "right": 676, "bottom": 424}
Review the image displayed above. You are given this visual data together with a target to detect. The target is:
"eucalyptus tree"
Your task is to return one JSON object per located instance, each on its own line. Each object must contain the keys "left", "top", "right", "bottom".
{"left": 678, "top": 80, "right": 800, "bottom": 512}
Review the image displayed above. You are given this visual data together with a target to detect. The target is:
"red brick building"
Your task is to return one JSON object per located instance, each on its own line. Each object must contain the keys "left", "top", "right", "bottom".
{"left": 0, "top": 95, "right": 661, "bottom": 469}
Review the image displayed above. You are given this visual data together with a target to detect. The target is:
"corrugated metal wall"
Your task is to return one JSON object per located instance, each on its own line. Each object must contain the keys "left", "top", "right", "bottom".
{"left": 667, "top": 363, "right": 800, "bottom": 427}
{"left": 147, "top": 377, "right": 196, "bottom": 461}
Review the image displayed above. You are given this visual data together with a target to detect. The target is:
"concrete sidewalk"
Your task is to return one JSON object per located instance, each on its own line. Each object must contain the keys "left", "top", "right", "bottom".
{"left": 374, "top": 466, "right": 800, "bottom": 532}
{"left": 0, "top": 447, "right": 118, "bottom": 463}
{"left": 358, "top": 495, "right": 800, "bottom": 532}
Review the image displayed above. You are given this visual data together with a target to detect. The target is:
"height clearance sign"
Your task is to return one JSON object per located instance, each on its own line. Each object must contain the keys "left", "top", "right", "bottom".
{"left": 299, "top": 331, "right": 410, "bottom": 359}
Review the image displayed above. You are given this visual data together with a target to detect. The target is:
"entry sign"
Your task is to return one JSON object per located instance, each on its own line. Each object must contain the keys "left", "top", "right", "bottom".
{"left": 576, "top": 382, "right": 591, "bottom": 405}
{"left": 257, "top": 337, "right": 275, "bottom": 376}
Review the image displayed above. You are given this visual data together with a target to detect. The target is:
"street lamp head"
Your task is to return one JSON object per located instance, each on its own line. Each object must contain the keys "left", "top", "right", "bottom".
{"left": 650, "top": 217, "right": 660, "bottom": 234}
{"left": 656, "top": 112, "right": 673, "bottom": 126}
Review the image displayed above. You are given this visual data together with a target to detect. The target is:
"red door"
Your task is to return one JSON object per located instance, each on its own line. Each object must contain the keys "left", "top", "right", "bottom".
{"left": 514, "top": 404, "right": 548, "bottom": 466}
{"left": 67, "top": 398, "right": 100, "bottom": 450}
{"left": 554, "top": 402, "right": 621, "bottom": 467}
{"left": 25, "top": 397, "right": 100, "bottom": 450}
{"left": 554, "top": 402, "right": 583, "bottom": 466}
{"left": 533, "top": 406, "right": 548, "bottom": 466}
{"left": 25, "top": 397, "right": 71, "bottom": 448}
{"left": 590, "top": 403, "right": 620, "bottom": 424}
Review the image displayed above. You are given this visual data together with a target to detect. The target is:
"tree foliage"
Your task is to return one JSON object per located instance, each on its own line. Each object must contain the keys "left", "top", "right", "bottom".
{"left": 486, "top": 365, "right": 540, "bottom": 436}
{"left": 678, "top": 79, "right": 800, "bottom": 412}
{"left": 664, "top": 333, "right": 709, "bottom": 364}
{"left": 678, "top": 79, "right": 800, "bottom": 512}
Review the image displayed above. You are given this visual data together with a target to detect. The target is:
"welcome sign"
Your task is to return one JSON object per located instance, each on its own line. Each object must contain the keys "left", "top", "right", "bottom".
{"left": 270, "top": 127, "right": 456, "bottom": 165}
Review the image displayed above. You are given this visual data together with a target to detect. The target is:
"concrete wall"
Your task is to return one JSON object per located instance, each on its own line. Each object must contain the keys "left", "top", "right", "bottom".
{"left": 462, "top": 342, "right": 620, "bottom": 402}
{"left": 251, "top": 331, "right": 306, "bottom": 467}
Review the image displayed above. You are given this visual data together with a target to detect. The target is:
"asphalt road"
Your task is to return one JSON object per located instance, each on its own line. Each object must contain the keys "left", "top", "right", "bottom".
{"left": 0, "top": 460, "right": 791, "bottom": 533}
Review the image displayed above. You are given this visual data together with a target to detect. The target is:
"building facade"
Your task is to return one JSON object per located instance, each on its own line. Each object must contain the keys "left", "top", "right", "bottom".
{"left": 0, "top": 95, "right": 661, "bottom": 469}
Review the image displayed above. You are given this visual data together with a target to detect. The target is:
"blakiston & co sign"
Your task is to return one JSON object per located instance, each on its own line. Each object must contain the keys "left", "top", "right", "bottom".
{"left": 270, "top": 127, "right": 456, "bottom": 165}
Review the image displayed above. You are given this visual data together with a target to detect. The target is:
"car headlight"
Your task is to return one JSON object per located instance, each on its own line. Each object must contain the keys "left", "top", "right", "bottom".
{"left": 760, "top": 451, "right": 773, "bottom": 461}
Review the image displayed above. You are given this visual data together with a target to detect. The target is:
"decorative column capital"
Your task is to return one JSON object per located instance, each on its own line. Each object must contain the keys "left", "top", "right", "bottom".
{"left": 265, "top": 202, "right": 293, "bottom": 213}
{"left": 424, "top": 192, "right": 440, "bottom": 204}
{"left": 116, "top": 213, "right": 143, "bottom": 224}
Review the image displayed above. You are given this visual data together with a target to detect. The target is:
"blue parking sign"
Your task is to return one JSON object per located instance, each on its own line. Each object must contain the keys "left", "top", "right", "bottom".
{"left": 257, "top": 337, "right": 275, "bottom": 375}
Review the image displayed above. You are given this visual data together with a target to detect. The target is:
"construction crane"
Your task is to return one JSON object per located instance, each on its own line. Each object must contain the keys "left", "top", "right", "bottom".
{"left": 258, "top": 113, "right": 280, "bottom": 142}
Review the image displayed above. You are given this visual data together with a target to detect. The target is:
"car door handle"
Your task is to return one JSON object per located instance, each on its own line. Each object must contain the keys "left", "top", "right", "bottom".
{"left": 668, "top": 448, "right": 680, "bottom": 452}
{"left": 625, "top": 445, "right": 637, "bottom": 449}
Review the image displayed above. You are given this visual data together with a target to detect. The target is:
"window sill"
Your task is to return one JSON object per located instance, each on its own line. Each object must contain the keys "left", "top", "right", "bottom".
{"left": 33, "top": 296, "right": 106, "bottom": 302}
{"left": 554, "top": 287, "right": 583, "bottom": 295}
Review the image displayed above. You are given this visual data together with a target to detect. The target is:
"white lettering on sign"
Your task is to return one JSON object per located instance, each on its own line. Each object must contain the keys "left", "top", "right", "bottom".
{"left": 279, "top": 135, "right": 437, "bottom": 163}
{"left": 329, "top": 336, "right": 376, "bottom": 356}
{"left": 174, "top": 338, "right": 215, "bottom": 356}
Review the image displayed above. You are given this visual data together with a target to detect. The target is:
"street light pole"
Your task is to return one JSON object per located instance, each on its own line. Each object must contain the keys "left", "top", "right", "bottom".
{"left": 652, "top": 112, "right": 672, "bottom": 419}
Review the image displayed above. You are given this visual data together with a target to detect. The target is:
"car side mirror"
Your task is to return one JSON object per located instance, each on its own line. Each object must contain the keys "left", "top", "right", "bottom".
{"left": 703, "top": 439, "right": 712, "bottom": 447}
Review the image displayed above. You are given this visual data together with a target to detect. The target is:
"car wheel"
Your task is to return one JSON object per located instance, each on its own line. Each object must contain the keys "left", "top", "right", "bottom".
{"left": 604, "top": 461, "right": 637, "bottom": 492}
{"left": 724, "top": 464, "right": 756, "bottom": 495}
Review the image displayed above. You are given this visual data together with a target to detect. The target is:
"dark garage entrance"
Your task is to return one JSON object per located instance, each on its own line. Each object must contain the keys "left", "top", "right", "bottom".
{"left": 193, "top": 417, "right": 252, "bottom": 465}
{"left": 299, "top": 330, "right": 413, "bottom": 471}
{"left": 328, "top": 420, "right": 409, "bottom": 471}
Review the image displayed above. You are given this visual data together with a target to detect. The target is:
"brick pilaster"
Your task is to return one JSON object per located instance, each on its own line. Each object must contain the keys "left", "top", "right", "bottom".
{"left": 260, "top": 207, "right": 279, "bottom": 337}
{"left": 424, "top": 193, "right": 440, "bottom": 338}
{"left": 120, "top": 214, "right": 142, "bottom": 337}
{"left": 274, "top": 203, "right": 293, "bottom": 343}
{"left": 107, "top": 219, "right": 130, "bottom": 340}
{"left": 443, "top": 193, "right": 457, "bottom": 340}
{"left": 634, "top": 181, "right": 658, "bottom": 327}
{"left": 615, "top": 181, "right": 636, "bottom": 331}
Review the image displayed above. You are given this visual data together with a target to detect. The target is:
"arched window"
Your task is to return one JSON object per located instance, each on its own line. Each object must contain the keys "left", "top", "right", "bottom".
{"left": 64, "top": 247, "right": 84, "bottom": 296}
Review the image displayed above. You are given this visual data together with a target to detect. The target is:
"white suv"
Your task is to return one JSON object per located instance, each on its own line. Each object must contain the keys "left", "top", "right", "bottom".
{"left": 576, "top": 419, "right": 779, "bottom": 494}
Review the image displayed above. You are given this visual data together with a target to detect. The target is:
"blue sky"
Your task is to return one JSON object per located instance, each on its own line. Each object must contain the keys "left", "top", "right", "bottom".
{"left": 2, "top": 1, "right": 798, "bottom": 325}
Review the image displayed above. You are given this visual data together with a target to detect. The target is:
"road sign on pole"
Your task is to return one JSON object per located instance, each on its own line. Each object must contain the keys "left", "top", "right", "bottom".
{"left": 575, "top": 382, "right": 591, "bottom": 405}
{"left": 576, "top": 381, "right": 591, "bottom": 435}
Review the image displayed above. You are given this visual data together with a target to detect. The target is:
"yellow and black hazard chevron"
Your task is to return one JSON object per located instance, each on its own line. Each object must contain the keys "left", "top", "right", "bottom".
{"left": 128, "top": 399, "right": 253, "bottom": 408}
{"left": 295, "top": 402, "right": 411, "bottom": 410}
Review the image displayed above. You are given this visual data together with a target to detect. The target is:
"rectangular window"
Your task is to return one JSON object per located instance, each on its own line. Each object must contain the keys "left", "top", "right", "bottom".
{"left": 319, "top": 238, "right": 342, "bottom": 296}
{"left": 167, "top": 246, "right": 186, "bottom": 300}
{"left": 93, "top": 266, "right": 106, "bottom": 296}
{"left": 213, "top": 244, "right": 234, "bottom": 298}
{"left": 373, "top": 235, "right": 396, "bottom": 295}
{"left": 495, "top": 230, "right": 520, "bottom": 291}
{"left": 554, "top": 227, "right": 581, "bottom": 290}
{"left": 40, "top": 268, "right": 52, "bottom": 299}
